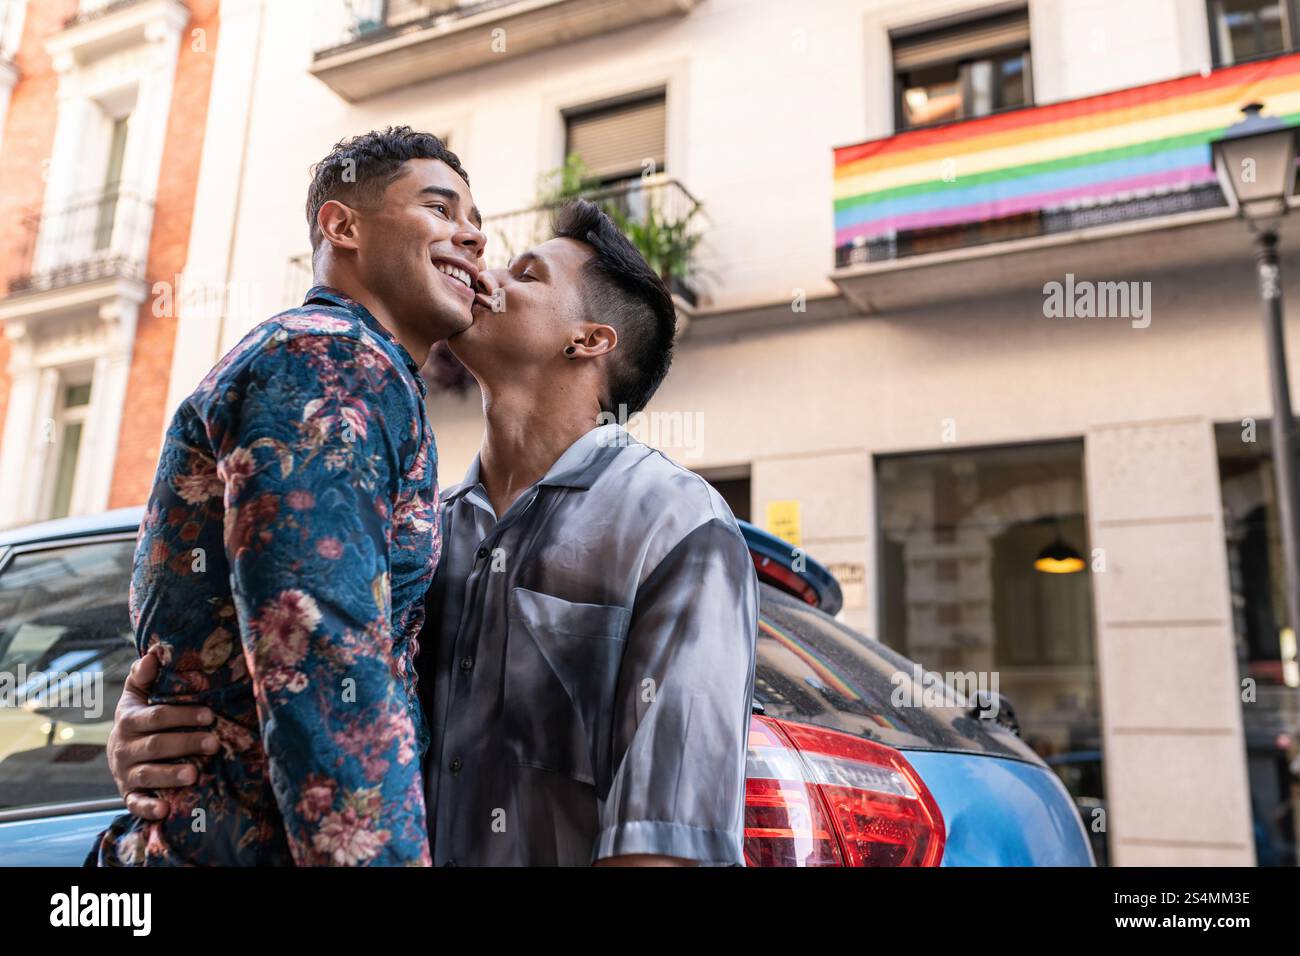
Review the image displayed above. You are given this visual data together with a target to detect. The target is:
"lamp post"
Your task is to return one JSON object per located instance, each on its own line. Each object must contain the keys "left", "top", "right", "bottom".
{"left": 1212, "top": 103, "right": 1300, "bottom": 641}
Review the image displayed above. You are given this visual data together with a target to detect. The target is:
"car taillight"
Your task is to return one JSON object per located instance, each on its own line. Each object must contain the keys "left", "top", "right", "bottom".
{"left": 750, "top": 553, "right": 820, "bottom": 607}
{"left": 743, "top": 715, "right": 945, "bottom": 867}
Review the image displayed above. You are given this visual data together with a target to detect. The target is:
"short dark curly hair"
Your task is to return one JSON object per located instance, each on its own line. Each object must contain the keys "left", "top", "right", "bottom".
{"left": 552, "top": 199, "right": 677, "bottom": 415}
{"left": 306, "top": 126, "right": 469, "bottom": 251}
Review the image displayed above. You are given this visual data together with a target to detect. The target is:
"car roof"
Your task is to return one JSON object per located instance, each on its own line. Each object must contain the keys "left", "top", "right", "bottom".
{"left": 0, "top": 506, "right": 144, "bottom": 548}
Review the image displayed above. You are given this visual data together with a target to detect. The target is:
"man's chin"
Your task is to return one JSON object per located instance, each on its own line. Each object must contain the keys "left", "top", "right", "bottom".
{"left": 447, "top": 309, "right": 477, "bottom": 338}
{"left": 445, "top": 331, "right": 478, "bottom": 368}
{"left": 423, "top": 285, "right": 474, "bottom": 336}
{"left": 444, "top": 312, "right": 470, "bottom": 338}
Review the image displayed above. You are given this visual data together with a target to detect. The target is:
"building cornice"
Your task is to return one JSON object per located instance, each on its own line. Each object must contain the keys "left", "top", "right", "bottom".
{"left": 45, "top": 0, "right": 188, "bottom": 72}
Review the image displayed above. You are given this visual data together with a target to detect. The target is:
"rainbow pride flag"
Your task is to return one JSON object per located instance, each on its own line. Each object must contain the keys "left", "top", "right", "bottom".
{"left": 833, "top": 52, "right": 1300, "bottom": 252}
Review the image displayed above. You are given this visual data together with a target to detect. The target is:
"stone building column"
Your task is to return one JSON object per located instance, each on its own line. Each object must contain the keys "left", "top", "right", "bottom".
{"left": 1085, "top": 417, "right": 1254, "bottom": 865}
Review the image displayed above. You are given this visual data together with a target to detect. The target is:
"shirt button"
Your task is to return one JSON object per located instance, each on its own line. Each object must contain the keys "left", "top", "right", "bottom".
{"left": 459, "top": 655, "right": 474, "bottom": 672}
{"left": 476, "top": 546, "right": 489, "bottom": 561}
{"left": 450, "top": 756, "right": 463, "bottom": 774}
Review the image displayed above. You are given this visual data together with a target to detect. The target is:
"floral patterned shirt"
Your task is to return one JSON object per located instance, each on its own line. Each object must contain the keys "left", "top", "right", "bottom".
{"left": 96, "top": 287, "right": 439, "bottom": 867}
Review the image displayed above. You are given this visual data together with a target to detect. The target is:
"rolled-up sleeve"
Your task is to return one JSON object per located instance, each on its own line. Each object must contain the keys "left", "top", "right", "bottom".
{"left": 595, "top": 517, "right": 758, "bottom": 865}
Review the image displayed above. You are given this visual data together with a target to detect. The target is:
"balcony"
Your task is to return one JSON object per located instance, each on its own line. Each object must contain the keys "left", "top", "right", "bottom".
{"left": 48, "top": 0, "right": 186, "bottom": 71}
{"left": 7, "top": 188, "right": 154, "bottom": 296}
{"left": 283, "top": 177, "right": 703, "bottom": 322}
{"left": 63, "top": 0, "right": 150, "bottom": 29}
{"left": 310, "top": 0, "right": 698, "bottom": 102}
{"left": 830, "top": 52, "right": 1300, "bottom": 313}
{"left": 481, "top": 175, "right": 703, "bottom": 306}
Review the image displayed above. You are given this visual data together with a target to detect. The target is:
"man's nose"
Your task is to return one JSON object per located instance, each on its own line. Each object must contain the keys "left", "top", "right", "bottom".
{"left": 454, "top": 218, "right": 487, "bottom": 260}
{"left": 477, "top": 268, "right": 506, "bottom": 296}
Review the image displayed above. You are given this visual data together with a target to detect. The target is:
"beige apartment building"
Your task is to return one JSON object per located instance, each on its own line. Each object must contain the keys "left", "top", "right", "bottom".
{"left": 126, "top": 0, "right": 1300, "bottom": 866}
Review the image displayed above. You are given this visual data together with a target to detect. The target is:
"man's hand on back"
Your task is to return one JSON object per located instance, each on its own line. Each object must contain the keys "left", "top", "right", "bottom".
{"left": 107, "top": 646, "right": 219, "bottom": 821}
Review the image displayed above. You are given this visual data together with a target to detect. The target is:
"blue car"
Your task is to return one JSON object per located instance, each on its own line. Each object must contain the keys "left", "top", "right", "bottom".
{"left": 0, "top": 508, "right": 1094, "bottom": 866}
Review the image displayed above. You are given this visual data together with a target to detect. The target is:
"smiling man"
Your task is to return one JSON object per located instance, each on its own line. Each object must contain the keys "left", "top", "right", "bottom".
{"left": 104, "top": 199, "right": 758, "bottom": 867}
{"left": 93, "top": 128, "right": 484, "bottom": 866}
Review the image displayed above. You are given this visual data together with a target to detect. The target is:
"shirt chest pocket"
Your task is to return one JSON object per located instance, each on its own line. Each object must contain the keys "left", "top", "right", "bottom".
{"left": 503, "top": 587, "right": 632, "bottom": 788}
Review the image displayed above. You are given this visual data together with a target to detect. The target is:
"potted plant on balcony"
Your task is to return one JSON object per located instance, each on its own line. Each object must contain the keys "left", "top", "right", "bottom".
{"left": 537, "top": 154, "right": 703, "bottom": 305}
{"left": 538, "top": 152, "right": 593, "bottom": 207}
{"left": 346, "top": 0, "right": 385, "bottom": 38}
{"left": 608, "top": 198, "right": 702, "bottom": 307}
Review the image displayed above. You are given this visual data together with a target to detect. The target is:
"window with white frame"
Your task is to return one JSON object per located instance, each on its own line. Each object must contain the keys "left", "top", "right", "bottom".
{"left": 45, "top": 372, "right": 92, "bottom": 520}
{"left": 96, "top": 112, "right": 130, "bottom": 243}
{"left": 33, "top": 91, "right": 140, "bottom": 285}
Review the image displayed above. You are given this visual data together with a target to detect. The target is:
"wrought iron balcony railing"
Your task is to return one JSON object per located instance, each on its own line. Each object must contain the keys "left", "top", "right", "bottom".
{"left": 64, "top": 0, "right": 151, "bottom": 30}
{"left": 831, "top": 52, "right": 1300, "bottom": 270}
{"left": 315, "top": 0, "right": 513, "bottom": 58}
{"left": 8, "top": 188, "right": 154, "bottom": 295}
{"left": 482, "top": 176, "right": 703, "bottom": 304}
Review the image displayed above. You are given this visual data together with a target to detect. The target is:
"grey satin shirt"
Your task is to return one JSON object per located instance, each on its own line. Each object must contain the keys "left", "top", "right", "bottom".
{"left": 415, "top": 423, "right": 758, "bottom": 866}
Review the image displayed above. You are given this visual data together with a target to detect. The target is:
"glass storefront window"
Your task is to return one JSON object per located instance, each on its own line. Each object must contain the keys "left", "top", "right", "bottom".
{"left": 876, "top": 440, "right": 1107, "bottom": 863}
{"left": 1215, "top": 421, "right": 1299, "bottom": 866}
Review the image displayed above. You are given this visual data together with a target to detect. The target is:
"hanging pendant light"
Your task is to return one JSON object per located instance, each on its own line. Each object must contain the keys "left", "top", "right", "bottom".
{"left": 1034, "top": 536, "right": 1085, "bottom": 574}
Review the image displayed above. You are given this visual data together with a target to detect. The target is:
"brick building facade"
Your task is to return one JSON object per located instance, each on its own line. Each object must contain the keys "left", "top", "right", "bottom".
{"left": 0, "top": 0, "right": 218, "bottom": 525}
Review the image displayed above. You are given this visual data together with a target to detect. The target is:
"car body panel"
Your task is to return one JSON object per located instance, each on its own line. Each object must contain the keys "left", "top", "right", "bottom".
{"left": 902, "top": 749, "right": 1095, "bottom": 866}
{"left": 0, "top": 807, "right": 120, "bottom": 866}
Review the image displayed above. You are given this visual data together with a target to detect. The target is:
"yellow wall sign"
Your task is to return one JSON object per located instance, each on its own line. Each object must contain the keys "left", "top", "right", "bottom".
{"left": 765, "top": 500, "right": 802, "bottom": 548}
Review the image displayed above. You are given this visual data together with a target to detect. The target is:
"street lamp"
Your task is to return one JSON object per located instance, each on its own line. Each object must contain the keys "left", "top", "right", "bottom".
{"left": 1212, "top": 102, "right": 1300, "bottom": 644}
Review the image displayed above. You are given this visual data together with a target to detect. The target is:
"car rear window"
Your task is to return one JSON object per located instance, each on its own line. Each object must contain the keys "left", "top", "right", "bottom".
{"left": 754, "top": 583, "right": 1038, "bottom": 761}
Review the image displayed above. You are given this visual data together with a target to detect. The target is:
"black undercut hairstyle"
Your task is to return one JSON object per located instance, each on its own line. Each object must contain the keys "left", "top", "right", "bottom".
{"left": 552, "top": 199, "right": 677, "bottom": 415}
{"left": 306, "top": 126, "right": 469, "bottom": 253}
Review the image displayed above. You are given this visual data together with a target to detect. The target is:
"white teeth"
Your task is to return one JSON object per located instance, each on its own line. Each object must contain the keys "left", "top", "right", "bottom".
{"left": 435, "top": 262, "right": 472, "bottom": 288}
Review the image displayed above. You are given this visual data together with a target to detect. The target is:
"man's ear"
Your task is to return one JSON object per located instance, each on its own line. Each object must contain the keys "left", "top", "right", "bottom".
{"left": 317, "top": 199, "right": 361, "bottom": 252}
{"left": 571, "top": 323, "right": 617, "bottom": 359}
